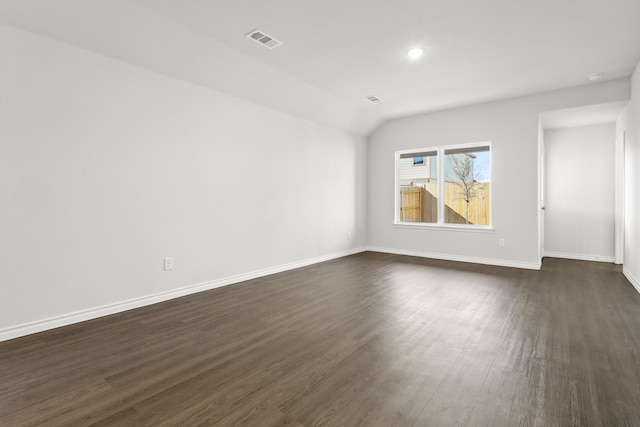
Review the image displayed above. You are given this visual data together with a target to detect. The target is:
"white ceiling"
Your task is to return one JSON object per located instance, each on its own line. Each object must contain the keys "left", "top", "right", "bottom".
{"left": 2, "top": 0, "right": 639, "bottom": 136}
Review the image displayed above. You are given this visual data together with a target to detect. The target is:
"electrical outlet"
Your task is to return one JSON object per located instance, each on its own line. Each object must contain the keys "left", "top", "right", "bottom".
{"left": 163, "top": 257, "right": 174, "bottom": 271}
{"left": 347, "top": 231, "right": 352, "bottom": 240}
{"left": 499, "top": 239, "right": 506, "bottom": 247}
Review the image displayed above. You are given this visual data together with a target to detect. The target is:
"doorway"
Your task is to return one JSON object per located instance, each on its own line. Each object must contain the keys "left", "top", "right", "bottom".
{"left": 539, "top": 102, "right": 627, "bottom": 264}
{"left": 544, "top": 124, "right": 615, "bottom": 261}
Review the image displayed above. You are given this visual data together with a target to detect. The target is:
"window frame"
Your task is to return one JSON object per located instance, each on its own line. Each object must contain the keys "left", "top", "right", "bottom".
{"left": 394, "top": 141, "right": 493, "bottom": 232}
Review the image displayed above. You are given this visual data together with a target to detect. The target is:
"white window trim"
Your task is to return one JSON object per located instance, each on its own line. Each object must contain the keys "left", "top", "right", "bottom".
{"left": 394, "top": 141, "right": 493, "bottom": 231}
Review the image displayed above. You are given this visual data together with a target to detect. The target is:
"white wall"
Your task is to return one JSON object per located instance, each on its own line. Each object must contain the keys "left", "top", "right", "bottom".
{"left": 0, "top": 25, "right": 367, "bottom": 338}
{"left": 618, "top": 62, "right": 640, "bottom": 291}
{"left": 368, "top": 79, "right": 630, "bottom": 269}
{"left": 544, "top": 124, "right": 615, "bottom": 261}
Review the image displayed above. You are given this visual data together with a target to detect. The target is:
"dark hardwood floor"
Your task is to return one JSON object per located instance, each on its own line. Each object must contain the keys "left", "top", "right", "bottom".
{"left": 2, "top": 252, "right": 640, "bottom": 426}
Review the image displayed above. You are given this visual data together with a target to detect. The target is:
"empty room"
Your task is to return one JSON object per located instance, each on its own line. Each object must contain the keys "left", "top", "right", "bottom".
{"left": 2, "top": 1, "right": 640, "bottom": 425}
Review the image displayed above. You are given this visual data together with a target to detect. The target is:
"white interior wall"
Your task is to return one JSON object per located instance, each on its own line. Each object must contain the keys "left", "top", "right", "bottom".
{"left": 0, "top": 25, "right": 367, "bottom": 338}
{"left": 367, "top": 79, "right": 630, "bottom": 269}
{"left": 1, "top": 24, "right": 638, "bottom": 341}
{"left": 543, "top": 124, "right": 616, "bottom": 261}
{"left": 617, "top": 62, "right": 640, "bottom": 291}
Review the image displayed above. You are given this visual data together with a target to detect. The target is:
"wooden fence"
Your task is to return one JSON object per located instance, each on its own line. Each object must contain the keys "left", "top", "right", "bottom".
{"left": 400, "top": 182, "right": 490, "bottom": 225}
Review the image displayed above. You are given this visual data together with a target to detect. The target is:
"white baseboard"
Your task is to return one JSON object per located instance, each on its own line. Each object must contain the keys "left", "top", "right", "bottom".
{"left": 0, "top": 247, "right": 366, "bottom": 343}
{"left": 544, "top": 251, "right": 615, "bottom": 263}
{"left": 623, "top": 267, "right": 640, "bottom": 295}
{"left": 366, "top": 246, "right": 541, "bottom": 270}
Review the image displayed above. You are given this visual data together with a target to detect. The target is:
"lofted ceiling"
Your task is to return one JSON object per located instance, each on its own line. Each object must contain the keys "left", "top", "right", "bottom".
{"left": 2, "top": 0, "right": 640, "bottom": 136}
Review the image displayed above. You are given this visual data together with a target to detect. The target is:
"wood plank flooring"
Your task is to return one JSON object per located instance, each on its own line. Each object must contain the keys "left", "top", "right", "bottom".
{"left": 2, "top": 252, "right": 640, "bottom": 426}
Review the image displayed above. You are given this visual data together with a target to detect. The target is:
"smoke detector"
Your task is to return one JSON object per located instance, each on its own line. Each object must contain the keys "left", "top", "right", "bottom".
{"left": 366, "top": 96, "right": 383, "bottom": 103}
{"left": 246, "top": 29, "right": 282, "bottom": 49}
{"left": 587, "top": 72, "right": 603, "bottom": 81}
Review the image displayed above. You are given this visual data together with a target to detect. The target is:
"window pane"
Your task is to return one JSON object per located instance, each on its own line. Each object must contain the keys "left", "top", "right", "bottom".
{"left": 399, "top": 152, "right": 438, "bottom": 223}
{"left": 443, "top": 146, "right": 490, "bottom": 225}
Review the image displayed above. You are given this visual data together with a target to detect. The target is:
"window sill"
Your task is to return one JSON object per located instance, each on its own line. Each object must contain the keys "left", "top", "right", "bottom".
{"left": 393, "top": 222, "right": 495, "bottom": 233}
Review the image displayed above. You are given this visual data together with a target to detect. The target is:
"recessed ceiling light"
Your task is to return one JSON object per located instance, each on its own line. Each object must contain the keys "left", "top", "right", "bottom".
{"left": 587, "top": 72, "right": 603, "bottom": 81}
{"left": 406, "top": 47, "right": 425, "bottom": 60}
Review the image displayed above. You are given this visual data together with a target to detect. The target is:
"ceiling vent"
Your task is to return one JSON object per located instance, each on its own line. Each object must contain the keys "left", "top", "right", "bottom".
{"left": 366, "top": 96, "right": 383, "bottom": 103}
{"left": 246, "top": 29, "right": 282, "bottom": 49}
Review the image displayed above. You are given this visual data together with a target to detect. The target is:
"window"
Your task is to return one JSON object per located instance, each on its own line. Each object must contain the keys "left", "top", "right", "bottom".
{"left": 395, "top": 142, "right": 491, "bottom": 228}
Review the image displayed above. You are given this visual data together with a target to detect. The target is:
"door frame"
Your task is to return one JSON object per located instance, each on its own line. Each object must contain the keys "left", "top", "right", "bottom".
{"left": 538, "top": 122, "right": 545, "bottom": 263}
{"left": 615, "top": 130, "right": 625, "bottom": 264}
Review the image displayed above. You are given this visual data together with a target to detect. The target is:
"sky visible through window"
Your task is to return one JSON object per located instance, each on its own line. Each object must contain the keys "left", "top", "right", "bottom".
{"left": 473, "top": 151, "right": 490, "bottom": 182}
